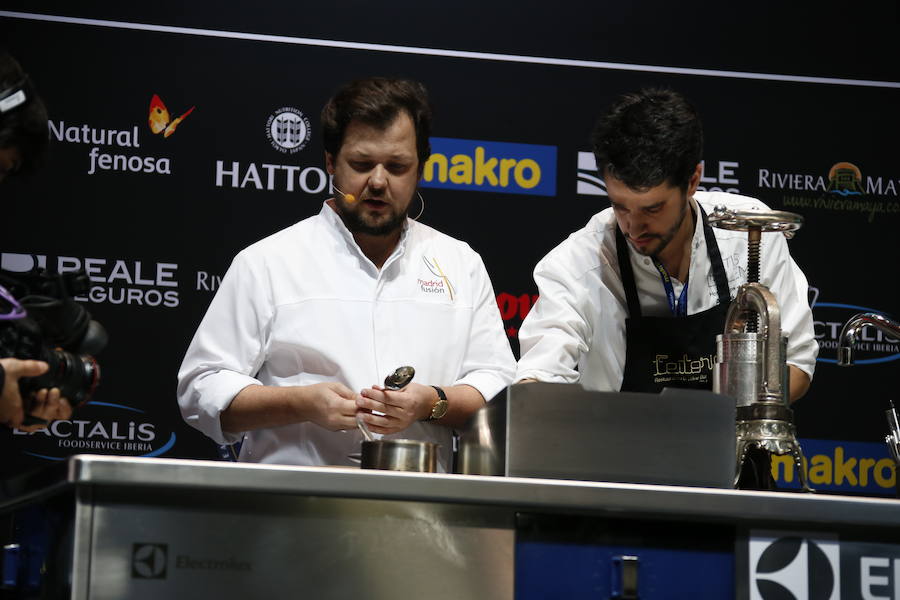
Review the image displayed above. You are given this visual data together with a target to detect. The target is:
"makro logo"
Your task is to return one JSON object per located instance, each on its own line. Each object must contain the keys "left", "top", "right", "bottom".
{"left": 421, "top": 137, "right": 556, "bottom": 196}
{"left": 808, "top": 287, "right": 899, "bottom": 366}
{"left": 773, "top": 439, "right": 896, "bottom": 495}
{"left": 132, "top": 543, "right": 168, "bottom": 579}
{"left": 760, "top": 162, "right": 900, "bottom": 222}
{"left": 11, "top": 400, "right": 177, "bottom": 461}
{"left": 266, "top": 107, "right": 311, "bottom": 154}
{"left": 1, "top": 253, "right": 180, "bottom": 308}
{"left": 748, "top": 531, "right": 839, "bottom": 600}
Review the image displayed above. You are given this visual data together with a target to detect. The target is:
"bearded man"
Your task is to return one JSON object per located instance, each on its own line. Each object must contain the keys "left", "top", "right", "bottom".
{"left": 178, "top": 78, "right": 515, "bottom": 470}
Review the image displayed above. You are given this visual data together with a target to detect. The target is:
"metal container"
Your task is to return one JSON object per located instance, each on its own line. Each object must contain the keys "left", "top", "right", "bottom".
{"left": 361, "top": 439, "right": 438, "bottom": 472}
{"left": 714, "top": 333, "right": 788, "bottom": 407}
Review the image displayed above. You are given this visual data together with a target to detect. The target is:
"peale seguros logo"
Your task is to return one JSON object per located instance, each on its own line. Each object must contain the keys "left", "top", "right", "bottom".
{"left": 421, "top": 137, "right": 556, "bottom": 197}
{"left": 809, "top": 287, "right": 899, "bottom": 365}
{"left": 1, "top": 252, "right": 180, "bottom": 309}
{"left": 11, "top": 400, "right": 176, "bottom": 462}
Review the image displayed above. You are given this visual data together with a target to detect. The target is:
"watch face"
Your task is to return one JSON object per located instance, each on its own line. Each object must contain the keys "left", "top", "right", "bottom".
{"left": 432, "top": 400, "right": 449, "bottom": 420}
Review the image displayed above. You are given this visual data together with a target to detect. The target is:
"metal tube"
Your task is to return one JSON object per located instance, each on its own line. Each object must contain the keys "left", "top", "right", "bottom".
{"left": 838, "top": 312, "right": 900, "bottom": 366}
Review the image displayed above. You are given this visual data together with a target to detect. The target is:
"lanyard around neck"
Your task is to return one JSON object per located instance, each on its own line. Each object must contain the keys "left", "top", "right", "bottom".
{"left": 651, "top": 259, "right": 688, "bottom": 317}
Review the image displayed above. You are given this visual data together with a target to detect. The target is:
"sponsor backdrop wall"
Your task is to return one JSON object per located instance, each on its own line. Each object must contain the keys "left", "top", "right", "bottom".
{"left": 1, "top": 4, "right": 898, "bottom": 495}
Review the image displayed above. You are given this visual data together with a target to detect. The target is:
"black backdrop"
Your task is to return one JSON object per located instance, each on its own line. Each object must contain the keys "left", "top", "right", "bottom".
{"left": 1, "top": 2, "right": 898, "bottom": 495}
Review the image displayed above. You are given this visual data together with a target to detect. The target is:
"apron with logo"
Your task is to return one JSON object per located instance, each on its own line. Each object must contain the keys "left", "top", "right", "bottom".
{"left": 615, "top": 204, "right": 774, "bottom": 489}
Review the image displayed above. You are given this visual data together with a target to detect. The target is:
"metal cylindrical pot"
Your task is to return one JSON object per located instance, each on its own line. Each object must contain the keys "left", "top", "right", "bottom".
{"left": 361, "top": 439, "right": 437, "bottom": 472}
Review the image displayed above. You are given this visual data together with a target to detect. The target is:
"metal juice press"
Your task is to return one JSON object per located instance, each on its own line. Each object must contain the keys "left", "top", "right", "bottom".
{"left": 708, "top": 206, "right": 812, "bottom": 491}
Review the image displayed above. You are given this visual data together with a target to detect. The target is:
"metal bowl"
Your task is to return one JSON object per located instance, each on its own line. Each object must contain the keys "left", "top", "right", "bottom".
{"left": 361, "top": 439, "right": 437, "bottom": 472}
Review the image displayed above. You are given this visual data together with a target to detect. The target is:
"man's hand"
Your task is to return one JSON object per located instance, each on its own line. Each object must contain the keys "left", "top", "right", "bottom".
{"left": 223, "top": 381, "right": 360, "bottom": 433}
{"left": 302, "top": 381, "right": 360, "bottom": 431}
{"left": 0, "top": 358, "right": 73, "bottom": 431}
{"left": 357, "top": 382, "right": 436, "bottom": 435}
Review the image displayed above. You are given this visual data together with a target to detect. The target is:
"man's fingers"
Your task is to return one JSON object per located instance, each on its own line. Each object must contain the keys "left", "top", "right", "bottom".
{"left": 9, "top": 360, "right": 49, "bottom": 378}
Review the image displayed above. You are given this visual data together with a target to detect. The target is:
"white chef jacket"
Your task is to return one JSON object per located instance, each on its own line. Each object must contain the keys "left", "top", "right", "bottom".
{"left": 178, "top": 202, "right": 516, "bottom": 470}
{"left": 516, "top": 191, "right": 818, "bottom": 391}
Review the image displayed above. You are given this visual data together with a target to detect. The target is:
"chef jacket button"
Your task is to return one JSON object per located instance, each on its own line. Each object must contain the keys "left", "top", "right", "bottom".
{"left": 644, "top": 258, "right": 650, "bottom": 265}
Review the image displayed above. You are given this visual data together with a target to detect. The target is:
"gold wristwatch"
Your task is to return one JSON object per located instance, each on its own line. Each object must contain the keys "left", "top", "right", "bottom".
{"left": 424, "top": 386, "right": 449, "bottom": 421}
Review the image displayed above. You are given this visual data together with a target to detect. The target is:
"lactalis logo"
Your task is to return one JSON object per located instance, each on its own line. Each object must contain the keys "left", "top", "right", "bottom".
{"left": 1, "top": 253, "right": 180, "bottom": 309}
{"left": 808, "top": 287, "right": 899, "bottom": 366}
{"left": 132, "top": 543, "right": 168, "bottom": 579}
{"left": 748, "top": 532, "right": 839, "bottom": 600}
{"left": 421, "top": 137, "right": 556, "bottom": 196}
{"left": 266, "top": 107, "right": 311, "bottom": 154}
{"left": 576, "top": 151, "right": 607, "bottom": 196}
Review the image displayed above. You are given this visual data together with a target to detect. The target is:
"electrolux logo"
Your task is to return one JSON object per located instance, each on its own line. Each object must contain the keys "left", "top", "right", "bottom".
{"left": 266, "top": 107, "right": 311, "bottom": 154}
{"left": 132, "top": 543, "right": 168, "bottom": 579}
{"left": 1, "top": 253, "right": 180, "bottom": 309}
{"left": 421, "top": 137, "right": 556, "bottom": 197}
{"left": 748, "top": 532, "right": 839, "bottom": 600}
{"left": 808, "top": 287, "right": 899, "bottom": 366}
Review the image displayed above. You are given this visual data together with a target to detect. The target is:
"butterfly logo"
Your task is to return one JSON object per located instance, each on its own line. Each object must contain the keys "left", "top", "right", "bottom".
{"left": 148, "top": 94, "right": 195, "bottom": 138}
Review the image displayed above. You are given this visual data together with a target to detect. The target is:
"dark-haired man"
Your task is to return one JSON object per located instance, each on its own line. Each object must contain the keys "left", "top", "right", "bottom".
{"left": 516, "top": 89, "right": 816, "bottom": 402}
{"left": 178, "top": 78, "right": 515, "bottom": 470}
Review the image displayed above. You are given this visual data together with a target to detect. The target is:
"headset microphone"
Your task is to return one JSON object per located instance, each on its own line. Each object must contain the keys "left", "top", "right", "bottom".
{"left": 332, "top": 184, "right": 356, "bottom": 203}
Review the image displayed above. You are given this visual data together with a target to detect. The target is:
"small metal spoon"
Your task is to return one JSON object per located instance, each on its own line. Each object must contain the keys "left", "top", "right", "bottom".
{"left": 356, "top": 412, "right": 375, "bottom": 442}
{"left": 383, "top": 365, "right": 415, "bottom": 390}
{"left": 356, "top": 366, "right": 416, "bottom": 442}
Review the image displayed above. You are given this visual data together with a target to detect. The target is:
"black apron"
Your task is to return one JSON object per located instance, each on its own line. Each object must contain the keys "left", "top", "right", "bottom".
{"left": 615, "top": 204, "right": 774, "bottom": 489}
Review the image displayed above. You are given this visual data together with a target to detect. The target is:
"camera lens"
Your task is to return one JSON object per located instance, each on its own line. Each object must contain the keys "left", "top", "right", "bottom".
{"left": 32, "top": 349, "right": 101, "bottom": 407}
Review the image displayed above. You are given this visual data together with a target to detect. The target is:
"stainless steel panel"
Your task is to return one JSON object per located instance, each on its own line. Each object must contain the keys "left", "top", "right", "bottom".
{"left": 458, "top": 384, "right": 737, "bottom": 488}
{"left": 87, "top": 490, "right": 513, "bottom": 600}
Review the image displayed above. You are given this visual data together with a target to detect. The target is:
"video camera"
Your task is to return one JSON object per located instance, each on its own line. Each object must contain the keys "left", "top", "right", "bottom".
{"left": 0, "top": 266, "right": 107, "bottom": 415}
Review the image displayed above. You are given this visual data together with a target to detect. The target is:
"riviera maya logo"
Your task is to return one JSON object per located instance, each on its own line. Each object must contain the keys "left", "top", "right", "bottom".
{"left": 266, "top": 107, "right": 311, "bottom": 154}
{"left": 826, "top": 162, "right": 865, "bottom": 196}
{"left": 148, "top": 94, "right": 195, "bottom": 138}
{"left": 758, "top": 161, "right": 899, "bottom": 222}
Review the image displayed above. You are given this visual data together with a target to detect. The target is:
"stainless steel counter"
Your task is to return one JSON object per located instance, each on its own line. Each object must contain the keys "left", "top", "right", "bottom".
{"left": 1, "top": 455, "right": 898, "bottom": 599}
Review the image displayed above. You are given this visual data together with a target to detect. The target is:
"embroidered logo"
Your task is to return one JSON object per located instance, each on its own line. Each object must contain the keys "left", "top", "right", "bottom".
{"left": 421, "top": 256, "right": 455, "bottom": 301}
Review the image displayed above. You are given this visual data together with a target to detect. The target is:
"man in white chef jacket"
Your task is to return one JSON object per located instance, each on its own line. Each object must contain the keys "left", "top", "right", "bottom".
{"left": 177, "top": 77, "right": 516, "bottom": 471}
{"left": 515, "top": 89, "right": 817, "bottom": 488}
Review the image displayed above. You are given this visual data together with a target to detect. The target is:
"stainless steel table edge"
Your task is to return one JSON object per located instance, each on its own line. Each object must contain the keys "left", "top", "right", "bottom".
{"left": 56, "top": 454, "right": 900, "bottom": 529}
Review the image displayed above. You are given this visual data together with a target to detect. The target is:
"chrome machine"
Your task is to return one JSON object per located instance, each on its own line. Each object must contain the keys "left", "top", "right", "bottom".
{"left": 708, "top": 207, "right": 812, "bottom": 490}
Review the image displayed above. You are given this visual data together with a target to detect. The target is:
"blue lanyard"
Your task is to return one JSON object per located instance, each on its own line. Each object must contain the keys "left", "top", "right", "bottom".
{"left": 651, "top": 260, "right": 688, "bottom": 317}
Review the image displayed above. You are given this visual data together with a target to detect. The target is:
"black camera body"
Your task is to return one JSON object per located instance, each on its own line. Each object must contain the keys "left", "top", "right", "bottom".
{"left": 0, "top": 267, "right": 107, "bottom": 408}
